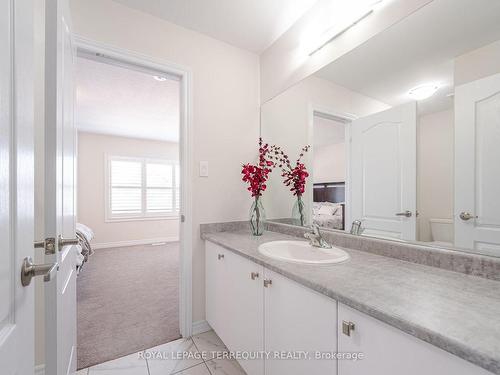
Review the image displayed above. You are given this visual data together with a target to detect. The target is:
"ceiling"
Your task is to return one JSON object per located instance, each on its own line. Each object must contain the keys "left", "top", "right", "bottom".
{"left": 75, "top": 56, "right": 180, "bottom": 142}
{"left": 313, "top": 115, "right": 346, "bottom": 148}
{"left": 315, "top": 0, "right": 500, "bottom": 115}
{"left": 112, "top": 0, "right": 319, "bottom": 53}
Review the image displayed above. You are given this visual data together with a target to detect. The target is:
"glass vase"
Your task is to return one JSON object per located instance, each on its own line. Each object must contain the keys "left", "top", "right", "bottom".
{"left": 249, "top": 196, "right": 266, "bottom": 236}
{"left": 292, "top": 195, "right": 306, "bottom": 227}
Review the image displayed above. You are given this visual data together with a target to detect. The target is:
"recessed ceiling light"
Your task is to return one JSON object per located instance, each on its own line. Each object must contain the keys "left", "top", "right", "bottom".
{"left": 153, "top": 75, "right": 167, "bottom": 82}
{"left": 408, "top": 84, "right": 439, "bottom": 101}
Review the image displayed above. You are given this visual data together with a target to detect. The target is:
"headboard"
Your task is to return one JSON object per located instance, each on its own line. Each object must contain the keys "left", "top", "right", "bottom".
{"left": 313, "top": 182, "right": 345, "bottom": 203}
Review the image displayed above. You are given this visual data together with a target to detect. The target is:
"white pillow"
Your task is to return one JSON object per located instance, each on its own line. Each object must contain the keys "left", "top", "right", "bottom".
{"left": 318, "top": 204, "right": 338, "bottom": 216}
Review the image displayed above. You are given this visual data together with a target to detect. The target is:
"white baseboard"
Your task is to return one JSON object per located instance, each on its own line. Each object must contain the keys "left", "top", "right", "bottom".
{"left": 35, "top": 364, "right": 45, "bottom": 375}
{"left": 192, "top": 320, "right": 211, "bottom": 335}
{"left": 93, "top": 237, "right": 179, "bottom": 249}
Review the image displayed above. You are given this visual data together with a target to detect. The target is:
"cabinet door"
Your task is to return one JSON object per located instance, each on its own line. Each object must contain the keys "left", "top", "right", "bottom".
{"left": 205, "top": 242, "right": 264, "bottom": 375}
{"left": 223, "top": 249, "right": 264, "bottom": 375}
{"left": 205, "top": 242, "right": 228, "bottom": 337}
{"left": 338, "top": 303, "right": 492, "bottom": 375}
{"left": 264, "top": 269, "right": 338, "bottom": 375}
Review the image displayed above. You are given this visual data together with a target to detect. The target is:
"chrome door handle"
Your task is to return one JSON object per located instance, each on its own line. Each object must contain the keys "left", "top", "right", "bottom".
{"left": 217, "top": 254, "right": 224, "bottom": 260}
{"left": 459, "top": 212, "right": 478, "bottom": 221}
{"left": 21, "top": 257, "right": 58, "bottom": 286}
{"left": 251, "top": 272, "right": 259, "bottom": 280}
{"left": 34, "top": 237, "right": 56, "bottom": 254}
{"left": 58, "top": 235, "right": 79, "bottom": 249}
{"left": 395, "top": 210, "right": 412, "bottom": 218}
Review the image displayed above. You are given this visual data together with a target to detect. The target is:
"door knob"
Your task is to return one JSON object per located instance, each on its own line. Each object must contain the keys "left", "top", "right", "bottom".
{"left": 21, "top": 257, "right": 58, "bottom": 286}
{"left": 251, "top": 272, "right": 259, "bottom": 280}
{"left": 217, "top": 254, "right": 224, "bottom": 260}
{"left": 395, "top": 210, "right": 412, "bottom": 218}
{"left": 459, "top": 212, "right": 478, "bottom": 221}
{"left": 58, "top": 235, "right": 79, "bottom": 249}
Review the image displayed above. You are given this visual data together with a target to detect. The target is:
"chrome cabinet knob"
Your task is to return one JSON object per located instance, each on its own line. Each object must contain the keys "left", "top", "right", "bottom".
{"left": 342, "top": 321, "right": 355, "bottom": 336}
{"left": 395, "top": 210, "right": 412, "bottom": 218}
{"left": 459, "top": 212, "right": 478, "bottom": 221}
{"left": 58, "top": 235, "right": 79, "bottom": 249}
{"left": 21, "top": 257, "right": 58, "bottom": 286}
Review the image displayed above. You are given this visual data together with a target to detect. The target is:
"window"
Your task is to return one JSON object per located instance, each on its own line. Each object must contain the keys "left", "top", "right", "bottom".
{"left": 107, "top": 156, "right": 180, "bottom": 220}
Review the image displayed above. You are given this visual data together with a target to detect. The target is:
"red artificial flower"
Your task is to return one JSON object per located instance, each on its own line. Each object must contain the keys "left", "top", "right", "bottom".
{"left": 241, "top": 138, "right": 275, "bottom": 197}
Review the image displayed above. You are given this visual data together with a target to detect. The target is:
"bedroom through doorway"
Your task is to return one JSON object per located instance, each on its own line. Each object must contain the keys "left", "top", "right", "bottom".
{"left": 74, "top": 50, "right": 183, "bottom": 369}
{"left": 312, "top": 111, "right": 351, "bottom": 232}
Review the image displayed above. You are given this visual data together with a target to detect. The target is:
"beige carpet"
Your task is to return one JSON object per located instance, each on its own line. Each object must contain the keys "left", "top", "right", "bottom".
{"left": 77, "top": 242, "right": 181, "bottom": 369}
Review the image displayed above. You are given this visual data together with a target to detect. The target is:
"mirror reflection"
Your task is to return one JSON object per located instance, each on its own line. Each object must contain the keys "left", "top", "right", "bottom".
{"left": 261, "top": 0, "right": 500, "bottom": 257}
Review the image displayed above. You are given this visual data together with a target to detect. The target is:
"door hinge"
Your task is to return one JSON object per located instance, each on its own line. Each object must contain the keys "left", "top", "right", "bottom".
{"left": 180, "top": 214, "right": 185, "bottom": 223}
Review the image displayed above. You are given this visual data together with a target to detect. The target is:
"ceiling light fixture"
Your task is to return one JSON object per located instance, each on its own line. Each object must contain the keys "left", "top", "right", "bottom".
{"left": 308, "top": 1, "right": 383, "bottom": 56}
{"left": 408, "top": 84, "right": 440, "bottom": 101}
{"left": 153, "top": 75, "right": 167, "bottom": 82}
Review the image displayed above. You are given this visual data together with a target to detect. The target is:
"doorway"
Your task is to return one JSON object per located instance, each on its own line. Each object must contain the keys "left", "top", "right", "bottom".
{"left": 311, "top": 110, "right": 352, "bottom": 232}
{"left": 73, "top": 40, "right": 192, "bottom": 369}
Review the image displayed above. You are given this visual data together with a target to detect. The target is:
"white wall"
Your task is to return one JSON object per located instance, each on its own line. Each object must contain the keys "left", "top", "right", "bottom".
{"left": 260, "top": 0, "right": 433, "bottom": 102}
{"left": 455, "top": 39, "right": 500, "bottom": 86}
{"left": 313, "top": 143, "right": 345, "bottom": 184}
{"left": 77, "top": 132, "right": 179, "bottom": 246}
{"left": 417, "top": 109, "right": 454, "bottom": 242}
{"left": 261, "top": 75, "right": 389, "bottom": 220}
{"left": 70, "top": 0, "right": 260, "bottom": 323}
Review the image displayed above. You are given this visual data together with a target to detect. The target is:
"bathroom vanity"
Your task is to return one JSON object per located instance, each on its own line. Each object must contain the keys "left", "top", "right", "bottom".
{"left": 203, "top": 226, "right": 499, "bottom": 375}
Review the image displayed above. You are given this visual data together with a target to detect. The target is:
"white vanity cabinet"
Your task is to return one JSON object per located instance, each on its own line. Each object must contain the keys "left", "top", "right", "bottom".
{"left": 264, "top": 268, "right": 338, "bottom": 375}
{"left": 206, "top": 242, "right": 337, "bottom": 375}
{"left": 205, "top": 242, "right": 265, "bottom": 375}
{"left": 338, "top": 303, "right": 492, "bottom": 375}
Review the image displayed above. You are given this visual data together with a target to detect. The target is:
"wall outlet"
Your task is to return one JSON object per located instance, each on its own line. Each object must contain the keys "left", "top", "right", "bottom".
{"left": 199, "top": 161, "right": 209, "bottom": 177}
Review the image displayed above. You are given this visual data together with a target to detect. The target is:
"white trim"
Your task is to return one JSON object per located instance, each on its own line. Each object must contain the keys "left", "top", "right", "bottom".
{"left": 191, "top": 320, "right": 211, "bottom": 336}
{"left": 74, "top": 35, "right": 193, "bottom": 338}
{"left": 92, "top": 237, "right": 179, "bottom": 249}
{"left": 35, "top": 364, "right": 45, "bottom": 375}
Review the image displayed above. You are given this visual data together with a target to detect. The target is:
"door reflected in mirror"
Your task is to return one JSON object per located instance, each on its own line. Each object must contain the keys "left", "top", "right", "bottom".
{"left": 261, "top": 0, "right": 500, "bottom": 257}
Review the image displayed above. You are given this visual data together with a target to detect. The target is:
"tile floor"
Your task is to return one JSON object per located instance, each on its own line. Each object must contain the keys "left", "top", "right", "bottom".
{"left": 76, "top": 330, "right": 246, "bottom": 375}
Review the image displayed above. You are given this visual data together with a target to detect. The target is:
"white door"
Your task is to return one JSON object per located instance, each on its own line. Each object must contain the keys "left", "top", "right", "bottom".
{"left": 350, "top": 102, "right": 417, "bottom": 240}
{"left": 264, "top": 269, "right": 337, "bottom": 375}
{"left": 44, "top": 0, "right": 78, "bottom": 374}
{"left": 455, "top": 73, "right": 500, "bottom": 255}
{"left": 0, "top": 0, "right": 36, "bottom": 374}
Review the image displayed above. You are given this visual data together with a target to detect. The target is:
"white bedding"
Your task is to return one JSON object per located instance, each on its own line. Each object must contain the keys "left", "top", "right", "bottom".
{"left": 313, "top": 202, "right": 344, "bottom": 230}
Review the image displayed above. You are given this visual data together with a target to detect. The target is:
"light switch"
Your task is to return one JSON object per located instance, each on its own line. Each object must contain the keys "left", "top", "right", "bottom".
{"left": 199, "top": 161, "right": 209, "bottom": 177}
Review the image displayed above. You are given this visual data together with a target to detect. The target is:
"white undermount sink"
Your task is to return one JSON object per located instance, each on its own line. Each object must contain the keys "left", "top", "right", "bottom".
{"left": 258, "top": 240, "right": 350, "bottom": 264}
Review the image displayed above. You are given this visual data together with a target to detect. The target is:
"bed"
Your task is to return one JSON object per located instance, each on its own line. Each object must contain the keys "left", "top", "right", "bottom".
{"left": 76, "top": 222, "right": 94, "bottom": 272}
{"left": 312, "top": 182, "right": 345, "bottom": 230}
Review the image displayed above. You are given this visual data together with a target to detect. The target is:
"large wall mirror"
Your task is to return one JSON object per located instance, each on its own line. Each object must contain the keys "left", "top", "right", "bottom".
{"left": 261, "top": 0, "right": 500, "bottom": 257}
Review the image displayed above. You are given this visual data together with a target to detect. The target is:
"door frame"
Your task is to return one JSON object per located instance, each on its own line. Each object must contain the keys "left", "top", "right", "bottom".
{"left": 308, "top": 103, "right": 356, "bottom": 231}
{"left": 73, "top": 35, "right": 194, "bottom": 337}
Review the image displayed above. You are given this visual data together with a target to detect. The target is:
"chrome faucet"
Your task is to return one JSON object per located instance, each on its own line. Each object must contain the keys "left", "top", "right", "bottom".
{"left": 304, "top": 224, "right": 332, "bottom": 249}
{"left": 350, "top": 220, "right": 364, "bottom": 235}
